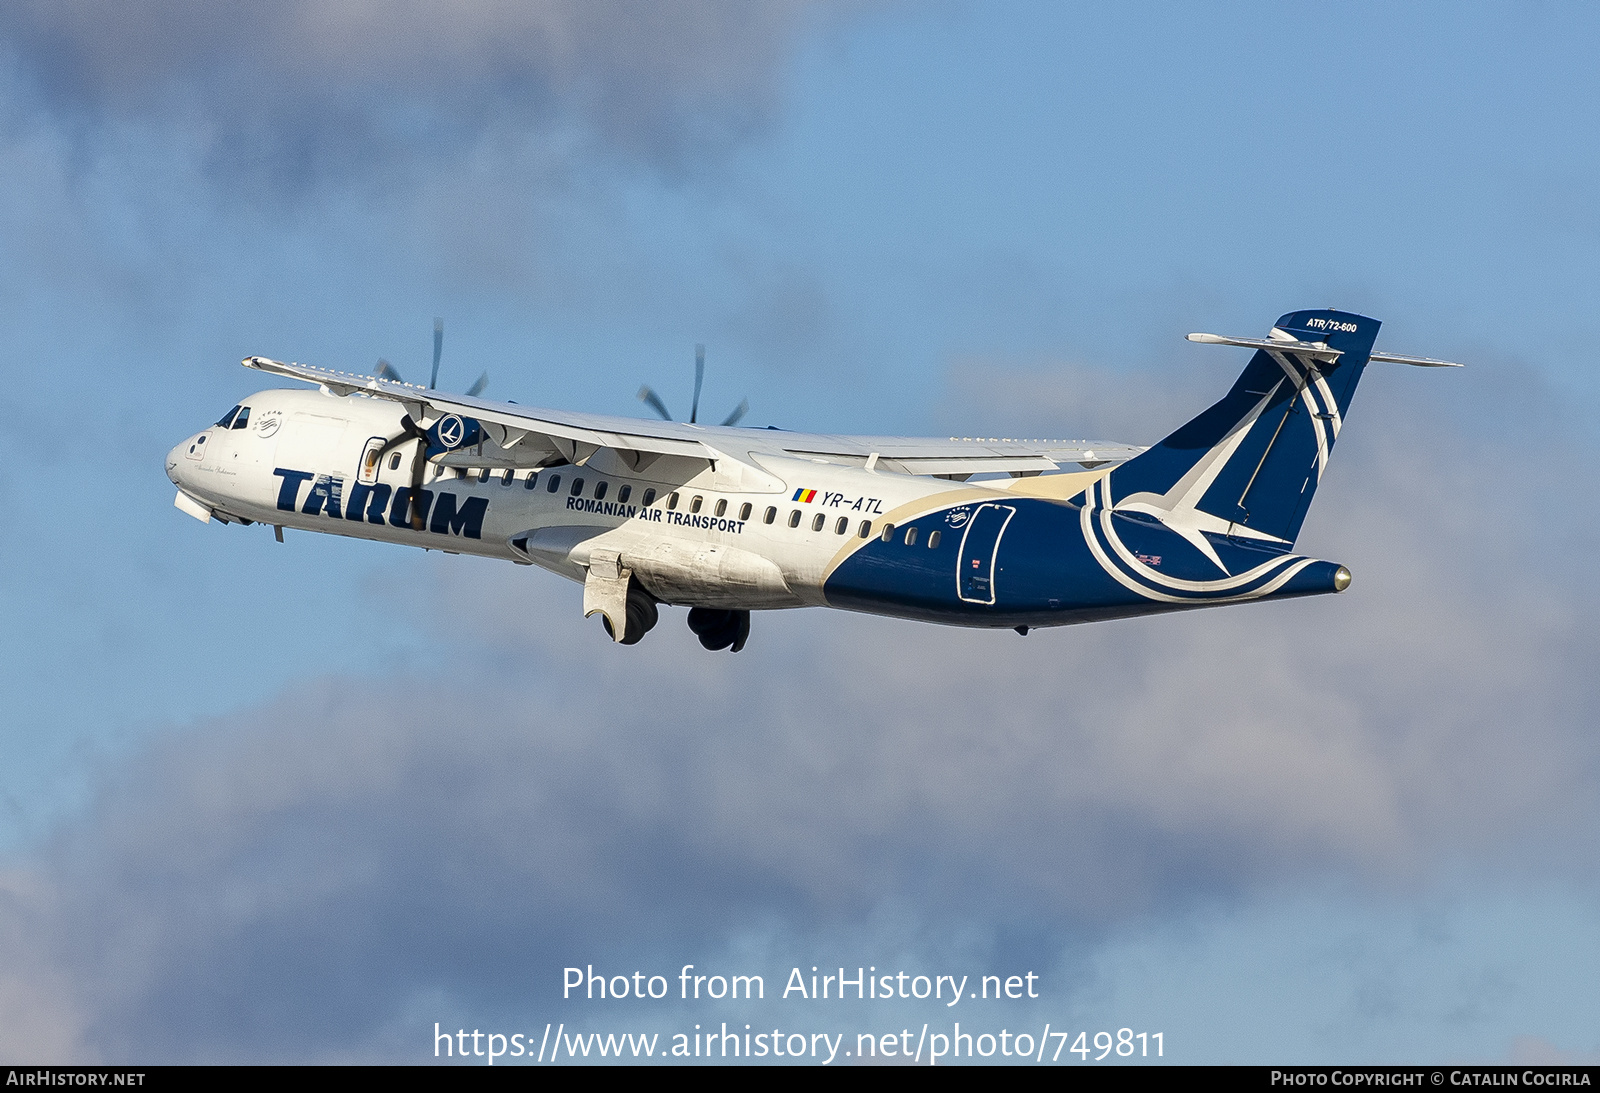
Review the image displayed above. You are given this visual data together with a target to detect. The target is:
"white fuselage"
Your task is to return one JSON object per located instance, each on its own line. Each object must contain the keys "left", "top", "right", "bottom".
{"left": 167, "top": 388, "right": 1014, "bottom": 612}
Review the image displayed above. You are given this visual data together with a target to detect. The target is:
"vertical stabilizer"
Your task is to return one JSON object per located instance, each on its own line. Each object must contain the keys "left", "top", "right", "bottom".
{"left": 1107, "top": 309, "right": 1379, "bottom": 548}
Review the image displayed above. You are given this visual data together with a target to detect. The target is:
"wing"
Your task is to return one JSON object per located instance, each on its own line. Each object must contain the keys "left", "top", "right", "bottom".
{"left": 756, "top": 433, "right": 1143, "bottom": 477}
{"left": 242, "top": 356, "right": 1143, "bottom": 478}
{"left": 244, "top": 356, "right": 714, "bottom": 470}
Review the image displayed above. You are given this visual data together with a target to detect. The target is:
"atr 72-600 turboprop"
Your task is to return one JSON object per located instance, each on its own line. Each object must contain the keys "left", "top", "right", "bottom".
{"left": 166, "top": 309, "right": 1457, "bottom": 652}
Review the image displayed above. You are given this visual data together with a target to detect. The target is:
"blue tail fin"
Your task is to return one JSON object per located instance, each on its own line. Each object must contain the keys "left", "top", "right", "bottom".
{"left": 1106, "top": 309, "right": 1379, "bottom": 548}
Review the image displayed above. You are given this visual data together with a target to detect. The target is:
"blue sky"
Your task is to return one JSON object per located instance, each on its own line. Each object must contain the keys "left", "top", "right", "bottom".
{"left": 1, "top": 0, "right": 1597, "bottom": 1064}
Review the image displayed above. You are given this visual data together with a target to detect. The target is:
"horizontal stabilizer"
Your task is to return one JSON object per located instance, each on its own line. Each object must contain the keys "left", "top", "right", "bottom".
{"left": 1368, "top": 351, "right": 1463, "bottom": 368}
{"left": 1189, "top": 332, "right": 1461, "bottom": 368}
{"left": 1186, "top": 332, "right": 1342, "bottom": 361}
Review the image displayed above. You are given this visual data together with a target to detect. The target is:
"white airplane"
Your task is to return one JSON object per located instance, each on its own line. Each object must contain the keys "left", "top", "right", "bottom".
{"left": 166, "top": 309, "right": 1457, "bottom": 651}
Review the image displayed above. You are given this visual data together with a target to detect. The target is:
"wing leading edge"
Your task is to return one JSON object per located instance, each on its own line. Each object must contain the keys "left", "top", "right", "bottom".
{"left": 242, "top": 356, "right": 1142, "bottom": 479}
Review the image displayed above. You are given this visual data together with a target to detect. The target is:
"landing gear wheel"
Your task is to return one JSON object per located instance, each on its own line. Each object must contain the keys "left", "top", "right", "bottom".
{"left": 602, "top": 583, "right": 660, "bottom": 645}
{"left": 623, "top": 586, "right": 659, "bottom": 645}
{"left": 686, "top": 608, "right": 751, "bottom": 652}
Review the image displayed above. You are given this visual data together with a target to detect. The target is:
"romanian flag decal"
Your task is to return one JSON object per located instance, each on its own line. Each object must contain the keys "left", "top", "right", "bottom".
{"left": 793, "top": 488, "right": 817, "bottom": 503}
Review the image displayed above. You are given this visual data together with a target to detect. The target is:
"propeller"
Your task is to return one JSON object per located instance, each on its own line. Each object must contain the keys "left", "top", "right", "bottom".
{"left": 372, "top": 414, "right": 429, "bottom": 460}
{"left": 367, "top": 319, "right": 489, "bottom": 531}
{"left": 431, "top": 320, "right": 488, "bottom": 397}
{"left": 363, "top": 413, "right": 433, "bottom": 530}
{"left": 636, "top": 343, "right": 748, "bottom": 427}
{"left": 370, "top": 322, "right": 487, "bottom": 395}
{"left": 691, "top": 343, "right": 704, "bottom": 423}
{"left": 637, "top": 384, "right": 673, "bottom": 421}
{"left": 430, "top": 318, "right": 443, "bottom": 389}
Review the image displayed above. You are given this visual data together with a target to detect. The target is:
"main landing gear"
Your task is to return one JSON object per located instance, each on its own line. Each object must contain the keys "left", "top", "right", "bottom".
{"left": 686, "top": 608, "right": 750, "bottom": 653}
{"left": 591, "top": 587, "right": 750, "bottom": 652}
{"left": 599, "top": 584, "right": 660, "bottom": 646}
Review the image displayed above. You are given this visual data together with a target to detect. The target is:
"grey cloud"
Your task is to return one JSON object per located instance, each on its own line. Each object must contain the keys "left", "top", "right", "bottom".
{"left": 0, "top": 872, "right": 84, "bottom": 1060}
{"left": 0, "top": 0, "right": 852, "bottom": 183}
{"left": 2, "top": 354, "right": 1597, "bottom": 1061}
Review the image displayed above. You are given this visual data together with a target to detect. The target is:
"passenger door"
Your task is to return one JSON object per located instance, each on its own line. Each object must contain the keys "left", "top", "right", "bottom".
{"left": 956, "top": 503, "right": 1016, "bottom": 605}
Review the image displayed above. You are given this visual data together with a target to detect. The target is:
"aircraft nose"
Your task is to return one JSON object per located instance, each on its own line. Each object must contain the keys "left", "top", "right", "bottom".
{"left": 166, "top": 437, "right": 194, "bottom": 484}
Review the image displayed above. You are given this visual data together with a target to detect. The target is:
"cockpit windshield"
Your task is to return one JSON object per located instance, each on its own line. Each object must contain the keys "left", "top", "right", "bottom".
{"left": 215, "top": 405, "right": 240, "bottom": 428}
{"left": 232, "top": 406, "right": 250, "bottom": 429}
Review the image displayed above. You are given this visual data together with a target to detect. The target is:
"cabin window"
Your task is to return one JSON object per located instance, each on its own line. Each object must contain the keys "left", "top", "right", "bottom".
{"left": 881, "top": 523, "right": 895, "bottom": 542}
{"left": 594, "top": 481, "right": 608, "bottom": 500}
{"left": 690, "top": 495, "right": 703, "bottom": 514}
{"left": 456, "top": 467, "right": 468, "bottom": 480}
{"left": 501, "top": 469, "right": 515, "bottom": 486}
{"left": 478, "top": 468, "right": 492, "bottom": 483}
{"left": 215, "top": 405, "right": 240, "bottom": 428}
{"left": 904, "top": 527, "right": 918, "bottom": 546}
{"left": 714, "top": 499, "right": 727, "bottom": 517}
{"left": 788, "top": 510, "right": 801, "bottom": 528}
{"left": 642, "top": 488, "right": 656, "bottom": 506}
{"left": 389, "top": 453, "right": 402, "bottom": 471}
{"left": 859, "top": 520, "right": 872, "bottom": 538}
{"left": 812, "top": 513, "right": 825, "bottom": 532}
{"left": 835, "top": 516, "right": 848, "bottom": 535}
{"left": 764, "top": 506, "right": 777, "bottom": 524}
{"left": 739, "top": 503, "right": 752, "bottom": 521}
{"left": 571, "top": 478, "right": 585, "bottom": 496}
{"left": 231, "top": 406, "right": 251, "bottom": 430}
{"left": 617, "top": 484, "right": 631, "bottom": 504}
{"left": 928, "top": 530, "right": 942, "bottom": 549}
{"left": 667, "top": 492, "right": 679, "bottom": 510}
{"left": 524, "top": 471, "right": 539, "bottom": 489}
{"left": 547, "top": 475, "right": 561, "bottom": 493}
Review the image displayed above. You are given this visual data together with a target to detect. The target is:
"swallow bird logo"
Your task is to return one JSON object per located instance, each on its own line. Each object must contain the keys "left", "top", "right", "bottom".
{"left": 435, "top": 415, "right": 466, "bottom": 449}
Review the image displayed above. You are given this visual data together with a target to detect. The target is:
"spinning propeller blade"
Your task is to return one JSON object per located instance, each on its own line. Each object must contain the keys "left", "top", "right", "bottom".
{"left": 720, "top": 398, "right": 749, "bottom": 428}
{"left": 636, "top": 343, "right": 749, "bottom": 427}
{"left": 374, "top": 358, "right": 403, "bottom": 382}
{"left": 690, "top": 344, "right": 705, "bottom": 424}
{"left": 465, "top": 370, "right": 489, "bottom": 398}
{"left": 374, "top": 414, "right": 428, "bottom": 458}
{"left": 637, "top": 385, "right": 673, "bottom": 420}
{"left": 430, "top": 318, "right": 443, "bottom": 390}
